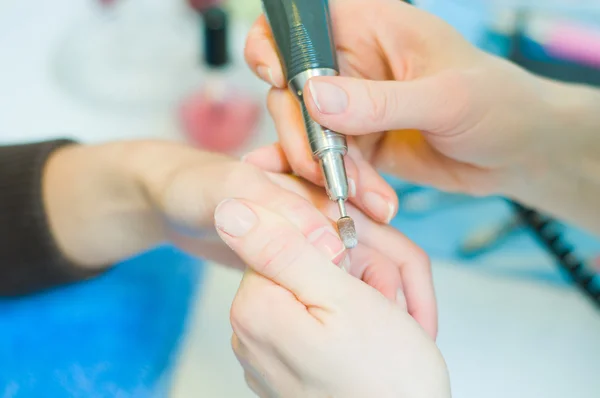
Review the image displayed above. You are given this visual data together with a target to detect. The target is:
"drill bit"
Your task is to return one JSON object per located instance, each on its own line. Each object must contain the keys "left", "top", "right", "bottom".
{"left": 336, "top": 199, "right": 357, "bottom": 249}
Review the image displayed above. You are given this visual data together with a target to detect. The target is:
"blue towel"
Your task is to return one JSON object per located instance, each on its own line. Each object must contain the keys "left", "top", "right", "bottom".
{"left": 0, "top": 245, "right": 203, "bottom": 398}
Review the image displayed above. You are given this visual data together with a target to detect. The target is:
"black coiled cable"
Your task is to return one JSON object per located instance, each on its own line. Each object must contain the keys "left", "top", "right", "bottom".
{"left": 508, "top": 201, "right": 600, "bottom": 309}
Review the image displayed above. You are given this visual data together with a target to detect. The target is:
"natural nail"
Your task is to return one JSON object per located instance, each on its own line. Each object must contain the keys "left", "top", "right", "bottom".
{"left": 214, "top": 199, "right": 258, "bottom": 237}
{"left": 309, "top": 80, "right": 349, "bottom": 114}
{"left": 339, "top": 255, "right": 352, "bottom": 273}
{"left": 386, "top": 202, "right": 396, "bottom": 224}
{"left": 348, "top": 178, "right": 357, "bottom": 198}
{"left": 257, "top": 65, "right": 275, "bottom": 86}
{"left": 307, "top": 227, "right": 345, "bottom": 261}
{"left": 363, "top": 192, "right": 395, "bottom": 223}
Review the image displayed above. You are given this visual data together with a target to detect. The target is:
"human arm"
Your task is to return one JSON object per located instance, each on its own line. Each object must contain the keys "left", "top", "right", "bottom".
{"left": 0, "top": 139, "right": 437, "bottom": 339}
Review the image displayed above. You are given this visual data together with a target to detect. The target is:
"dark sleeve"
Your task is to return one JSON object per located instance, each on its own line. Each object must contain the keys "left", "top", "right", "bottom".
{"left": 0, "top": 140, "right": 103, "bottom": 297}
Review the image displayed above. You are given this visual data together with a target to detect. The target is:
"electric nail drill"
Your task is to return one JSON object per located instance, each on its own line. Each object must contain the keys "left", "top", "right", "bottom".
{"left": 261, "top": 0, "right": 357, "bottom": 248}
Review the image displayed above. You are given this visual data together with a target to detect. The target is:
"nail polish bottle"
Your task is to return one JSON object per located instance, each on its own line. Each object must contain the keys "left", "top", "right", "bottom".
{"left": 179, "top": 7, "right": 261, "bottom": 155}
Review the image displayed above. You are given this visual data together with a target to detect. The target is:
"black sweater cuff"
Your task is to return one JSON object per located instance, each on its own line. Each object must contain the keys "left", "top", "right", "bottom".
{"left": 0, "top": 140, "right": 102, "bottom": 297}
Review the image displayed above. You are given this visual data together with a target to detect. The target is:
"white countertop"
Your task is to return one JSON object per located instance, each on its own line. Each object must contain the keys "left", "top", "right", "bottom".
{"left": 2, "top": 1, "right": 599, "bottom": 397}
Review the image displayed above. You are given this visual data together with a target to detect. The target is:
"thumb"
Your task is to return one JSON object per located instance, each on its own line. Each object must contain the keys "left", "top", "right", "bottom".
{"left": 304, "top": 73, "right": 468, "bottom": 135}
{"left": 214, "top": 198, "right": 359, "bottom": 306}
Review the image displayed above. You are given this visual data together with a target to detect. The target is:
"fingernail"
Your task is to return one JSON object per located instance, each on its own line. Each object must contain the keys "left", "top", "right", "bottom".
{"left": 215, "top": 199, "right": 258, "bottom": 237}
{"left": 363, "top": 192, "right": 395, "bottom": 223}
{"left": 257, "top": 65, "right": 275, "bottom": 86}
{"left": 240, "top": 150, "right": 257, "bottom": 163}
{"left": 386, "top": 202, "right": 396, "bottom": 224}
{"left": 309, "top": 80, "right": 348, "bottom": 114}
{"left": 339, "top": 255, "right": 352, "bottom": 273}
{"left": 348, "top": 178, "right": 357, "bottom": 198}
{"left": 307, "top": 227, "right": 345, "bottom": 260}
{"left": 396, "top": 288, "right": 408, "bottom": 310}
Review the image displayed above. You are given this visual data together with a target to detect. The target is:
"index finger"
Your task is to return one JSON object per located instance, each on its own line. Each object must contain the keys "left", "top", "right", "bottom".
{"left": 244, "top": 15, "right": 286, "bottom": 89}
{"left": 215, "top": 199, "right": 363, "bottom": 307}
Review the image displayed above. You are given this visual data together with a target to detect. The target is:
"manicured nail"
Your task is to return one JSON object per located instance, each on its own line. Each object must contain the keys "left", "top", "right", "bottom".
{"left": 257, "top": 65, "right": 276, "bottom": 87}
{"left": 307, "top": 227, "right": 345, "bottom": 260}
{"left": 363, "top": 192, "right": 395, "bottom": 223}
{"left": 348, "top": 178, "right": 357, "bottom": 198}
{"left": 214, "top": 199, "right": 258, "bottom": 237}
{"left": 309, "top": 80, "right": 348, "bottom": 114}
{"left": 396, "top": 288, "right": 408, "bottom": 310}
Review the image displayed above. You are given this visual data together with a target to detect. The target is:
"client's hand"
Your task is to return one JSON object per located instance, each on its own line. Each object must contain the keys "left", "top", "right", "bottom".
{"left": 44, "top": 140, "right": 436, "bottom": 337}
{"left": 217, "top": 199, "right": 450, "bottom": 398}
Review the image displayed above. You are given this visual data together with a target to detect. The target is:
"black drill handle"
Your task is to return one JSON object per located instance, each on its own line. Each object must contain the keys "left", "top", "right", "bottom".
{"left": 262, "top": 0, "right": 338, "bottom": 80}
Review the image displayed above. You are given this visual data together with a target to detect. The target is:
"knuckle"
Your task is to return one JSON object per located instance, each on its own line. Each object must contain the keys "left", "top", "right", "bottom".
{"left": 255, "top": 229, "right": 307, "bottom": 278}
{"left": 365, "top": 81, "right": 398, "bottom": 127}
{"left": 365, "top": 80, "right": 386, "bottom": 124}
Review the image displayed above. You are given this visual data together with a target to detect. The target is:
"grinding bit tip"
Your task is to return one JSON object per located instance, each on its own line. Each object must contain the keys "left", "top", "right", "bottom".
{"left": 337, "top": 216, "right": 357, "bottom": 249}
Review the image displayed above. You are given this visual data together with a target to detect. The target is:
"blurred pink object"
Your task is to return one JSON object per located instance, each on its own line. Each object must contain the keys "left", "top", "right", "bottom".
{"left": 97, "top": 0, "right": 118, "bottom": 7}
{"left": 180, "top": 6, "right": 261, "bottom": 154}
{"left": 547, "top": 23, "right": 600, "bottom": 68}
{"left": 187, "top": 0, "right": 223, "bottom": 12}
{"left": 179, "top": 86, "right": 261, "bottom": 154}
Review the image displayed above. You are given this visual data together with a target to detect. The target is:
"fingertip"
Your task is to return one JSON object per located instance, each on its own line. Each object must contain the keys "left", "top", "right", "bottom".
{"left": 214, "top": 199, "right": 258, "bottom": 239}
{"left": 303, "top": 76, "right": 360, "bottom": 133}
{"left": 357, "top": 189, "right": 398, "bottom": 225}
{"left": 245, "top": 16, "right": 286, "bottom": 88}
{"left": 414, "top": 309, "right": 439, "bottom": 341}
{"left": 344, "top": 145, "right": 399, "bottom": 224}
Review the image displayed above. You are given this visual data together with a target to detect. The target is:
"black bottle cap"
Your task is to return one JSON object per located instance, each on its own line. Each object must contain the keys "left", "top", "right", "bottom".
{"left": 203, "top": 7, "right": 229, "bottom": 68}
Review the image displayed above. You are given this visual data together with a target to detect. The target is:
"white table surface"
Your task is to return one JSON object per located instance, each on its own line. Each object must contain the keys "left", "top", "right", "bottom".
{"left": 1, "top": 1, "right": 599, "bottom": 397}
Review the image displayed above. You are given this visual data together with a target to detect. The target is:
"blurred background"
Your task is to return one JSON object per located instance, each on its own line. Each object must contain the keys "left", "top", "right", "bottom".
{"left": 1, "top": 0, "right": 600, "bottom": 397}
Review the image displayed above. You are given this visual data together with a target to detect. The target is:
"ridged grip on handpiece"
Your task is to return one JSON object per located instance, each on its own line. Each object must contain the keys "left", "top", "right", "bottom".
{"left": 261, "top": 0, "right": 338, "bottom": 79}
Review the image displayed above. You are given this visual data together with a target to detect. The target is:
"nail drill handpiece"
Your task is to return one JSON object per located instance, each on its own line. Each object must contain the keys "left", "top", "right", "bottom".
{"left": 262, "top": 0, "right": 357, "bottom": 248}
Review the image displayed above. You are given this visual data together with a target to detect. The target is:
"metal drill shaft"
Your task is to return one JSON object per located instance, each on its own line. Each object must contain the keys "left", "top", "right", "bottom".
{"left": 262, "top": 0, "right": 356, "bottom": 246}
{"left": 337, "top": 199, "right": 347, "bottom": 218}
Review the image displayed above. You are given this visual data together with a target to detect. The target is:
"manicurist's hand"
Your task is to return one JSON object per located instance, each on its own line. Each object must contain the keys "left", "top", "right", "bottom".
{"left": 43, "top": 140, "right": 436, "bottom": 337}
{"left": 216, "top": 198, "right": 451, "bottom": 398}
{"left": 245, "top": 0, "right": 600, "bottom": 233}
